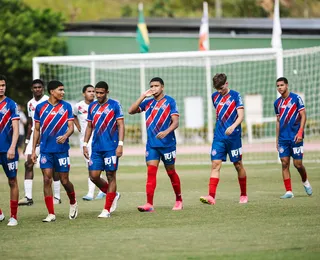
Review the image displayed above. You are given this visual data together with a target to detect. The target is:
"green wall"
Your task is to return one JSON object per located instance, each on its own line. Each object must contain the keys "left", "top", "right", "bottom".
{"left": 63, "top": 35, "right": 320, "bottom": 55}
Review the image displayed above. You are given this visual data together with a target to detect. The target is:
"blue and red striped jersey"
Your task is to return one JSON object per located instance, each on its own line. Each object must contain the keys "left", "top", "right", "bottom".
{"left": 0, "top": 97, "right": 20, "bottom": 152}
{"left": 34, "top": 100, "right": 74, "bottom": 153}
{"left": 274, "top": 92, "right": 305, "bottom": 141}
{"left": 87, "top": 99, "right": 124, "bottom": 152}
{"left": 212, "top": 89, "right": 244, "bottom": 140}
{"left": 139, "top": 95, "right": 179, "bottom": 148}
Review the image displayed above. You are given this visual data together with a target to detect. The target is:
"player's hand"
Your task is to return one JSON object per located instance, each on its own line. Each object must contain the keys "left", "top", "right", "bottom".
{"left": 7, "top": 146, "right": 15, "bottom": 160}
{"left": 142, "top": 89, "right": 154, "bottom": 98}
{"left": 31, "top": 152, "right": 37, "bottom": 164}
{"left": 56, "top": 135, "right": 67, "bottom": 144}
{"left": 156, "top": 131, "right": 168, "bottom": 139}
{"left": 116, "top": 145, "right": 123, "bottom": 158}
{"left": 225, "top": 126, "right": 235, "bottom": 136}
{"left": 294, "top": 133, "right": 303, "bottom": 143}
{"left": 83, "top": 146, "right": 89, "bottom": 160}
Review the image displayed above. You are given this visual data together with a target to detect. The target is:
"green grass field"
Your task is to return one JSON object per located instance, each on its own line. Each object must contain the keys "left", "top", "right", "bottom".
{"left": 1, "top": 162, "right": 319, "bottom": 260}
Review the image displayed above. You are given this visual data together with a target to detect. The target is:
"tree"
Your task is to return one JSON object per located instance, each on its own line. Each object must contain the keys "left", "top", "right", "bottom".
{"left": 0, "top": 0, "right": 66, "bottom": 105}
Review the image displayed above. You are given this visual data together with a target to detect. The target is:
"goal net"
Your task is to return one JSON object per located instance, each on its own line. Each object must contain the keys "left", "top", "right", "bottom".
{"left": 33, "top": 47, "right": 320, "bottom": 165}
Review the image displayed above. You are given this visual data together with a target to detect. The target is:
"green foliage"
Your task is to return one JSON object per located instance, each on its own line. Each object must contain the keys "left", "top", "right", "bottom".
{"left": 0, "top": 0, "right": 66, "bottom": 105}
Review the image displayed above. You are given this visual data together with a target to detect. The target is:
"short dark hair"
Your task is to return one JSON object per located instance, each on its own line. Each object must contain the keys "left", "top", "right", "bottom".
{"left": 47, "top": 80, "right": 63, "bottom": 94}
{"left": 95, "top": 81, "right": 108, "bottom": 91}
{"left": 150, "top": 77, "right": 164, "bottom": 85}
{"left": 0, "top": 75, "right": 7, "bottom": 82}
{"left": 276, "top": 77, "right": 288, "bottom": 84}
{"left": 213, "top": 73, "right": 227, "bottom": 89}
{"left": 32, "top": 79, "right": 44, "bottom": 86}
{"left": 82, "top": 84, "right": 94, "bottom": 93}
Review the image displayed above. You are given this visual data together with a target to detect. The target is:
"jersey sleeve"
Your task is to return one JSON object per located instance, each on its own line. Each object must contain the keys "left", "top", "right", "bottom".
{"left": 87, "top": 104, "right": 93, "bottom": 122}
{"left": 115, "top": 101, "right": 124, "bottom": 120}
{"left": 296, "top": 95, "right": 305, "bottom": 112}
{"left": 235, "top": 92, "right": 244, "bottom": 109}
{"left": 67, "top": 103, "right": 74, "bottom": 121}
{"left": 170, "top": 98, "right": 179, "bottom": 117}
{"left": 34, "top": 104, "right": 41, "bottom": 122}
{"left": 274, "top": 99, "right": 279, "bottom": 115}
{"left": 139, "top": 99, "right": 148, "bottom": 112}
{"left": 11, "top": 102, "right": 20, "bottom": 120}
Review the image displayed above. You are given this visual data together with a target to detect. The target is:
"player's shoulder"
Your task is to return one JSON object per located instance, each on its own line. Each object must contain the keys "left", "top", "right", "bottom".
{"left": 212, "top": 91, "right": 219, "bottom": 98}
{"left": 74, "top": 100, "right": 84, "bottom": 107}
{"left": 229, "top": 89, "right": 241, "bottom": 97}
{"left": 274, "top": 96, "right": 282, "bottom": 105}
{"left": 42, "top": 95, "right": 49, "bottom": 101}
{"left": 60, "top": 100, "right": 72, "bottom": 107}
{"left": 88, "top": 100, "right": 98, "bottom": 109}
{"left": 4, "top": 96, "right": 16, "bottom": 105}
{"left": 164, "top": 95, "right": 176, "bottom": 103}
{"left": 27, "top": 97, "right": 35, "bottom": 105}
{"left": 289, "top": 92, "right": 300, "bottom": 99}
{"left": 108, "top": 98, "right": 122, "bottom": 106}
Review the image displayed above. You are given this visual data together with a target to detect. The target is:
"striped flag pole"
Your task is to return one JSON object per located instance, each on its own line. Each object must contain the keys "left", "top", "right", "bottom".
{"left": 136, "top": 3, "right": 150, "bottom": 53}
{"left": 199, "top": 2, "right": 210, "bottom": 51}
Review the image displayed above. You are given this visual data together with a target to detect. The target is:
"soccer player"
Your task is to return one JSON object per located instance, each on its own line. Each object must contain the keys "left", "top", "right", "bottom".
{"left": 83, "top": 81, "right": 123, "bottom": 218}
{"left": 31, "top": 80, "right": 78, "bottom": 222}
{"left": 18, "top": 79, "right": 62, "bottom": 206}
{"left": 274, "top": 77, "right": 312, "bottom": 198}
{"left": 73, "top": 84, "right": 106, "bottom": 201}
{"left": 128, "top": 77, "right": 183, "bottom": 212}
{"left": 0, "top": 75, "right": 20, "bottom": 226}
{"left": 200, "top": 73, "right": 248, "bottom": 205}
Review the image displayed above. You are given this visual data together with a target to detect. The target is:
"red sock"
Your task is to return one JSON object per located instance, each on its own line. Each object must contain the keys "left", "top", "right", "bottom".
{"left": 67, "top": 191, "right": 76, "bottom": 205}
{"left": 104, "top": 192, "right": 116, "bottom": 212}
{"left": 238, "top": 176, "right": 247, "bottom": 196}
{"left": 284, "top": 178, "right": 292, "bottom": 191}
{"left": 44, "top": 196, "right": 55, "bottom": 214}
{"left": 10, "top": 200, "right": 18, "bottom": 219}
{"left": 0, "top": 208, "right": 2, "bottom": 214}
{"left": 146, "top": 165, "right": 158, "bottom": 205}
{"left": 167, "top": 169, "right": 182, "bottom": 201}
{"left": 100, "top": 182, "right": 109, "bottom": 194}
{"left": 209, "top": 177, "right": 219, "bottom": 198}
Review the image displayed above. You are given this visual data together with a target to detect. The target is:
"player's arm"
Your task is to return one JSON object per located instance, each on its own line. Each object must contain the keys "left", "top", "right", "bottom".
{"left": 73, "top": 115, "right": 81, "bottom": 132}
{"left": 128, "top": 89, "right": 153, "bottom": 114}
{"left": 276, "top": 115, "right": 280, "bottom": 150}
{"left": 225, "top": 108, "right": 244, "bottom": 136}
{"left": 23, "top": 117, "right": 33, "bottom": 153}
{"left": 7, "top": 119, "right": 19, "bottom": 159}
{"left": 56, "top": 120, "right": 74, "bottom": 144}
{"left": 156, "top": 115, "right": 179, "bottom": 139}
{"left": 116, "top": 119, "right": 125, "bottom": 157}
{"left": 294, "top": 109, "right": 306, "bottom": 143}
{"left": 83, "top": 121, "right": 93, "bottom": 160}
{"left": 31, "top": 121, "right": 40, "bottom": 163}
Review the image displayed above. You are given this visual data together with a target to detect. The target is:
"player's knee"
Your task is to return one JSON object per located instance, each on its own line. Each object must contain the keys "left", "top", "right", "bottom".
{"left": 233, "top": 161, "right": 243, "bottom": 171}
{"left": 24, "top": 160, "right": 34, "bottom": 171}
{"left": 43, "top": 176, "right": 52, "bottom": 186}
{"left": 281, "top": 161, "right": 290, "bottom": 170}
{"left": 8, "top": 177, "right": 17, "bottom": 188}
{"left": 293, "top": 161, "right": 303, "bottom": 170}
{"left": 106, "top": 171, "right": 115, "bottom": 182}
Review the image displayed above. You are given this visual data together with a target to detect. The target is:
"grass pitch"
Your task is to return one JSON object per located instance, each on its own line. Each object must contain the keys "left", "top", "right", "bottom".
{"left": 0, "top": 162, "right": 319, "bottom": 260}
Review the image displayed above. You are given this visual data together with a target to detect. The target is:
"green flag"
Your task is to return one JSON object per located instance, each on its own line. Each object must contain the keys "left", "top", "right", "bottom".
{"left": 136, "top": 3, "right": 150, "bottom": 53}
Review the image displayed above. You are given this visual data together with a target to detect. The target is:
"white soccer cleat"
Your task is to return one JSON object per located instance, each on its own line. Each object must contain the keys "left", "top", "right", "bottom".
{"left": 42, "top": 214, "right": 56, "bottom": 222}
{"left": 53, "top": 197, "right": 62, "bottom": 205}
{"left": 0, "top": 212, "right": 5, "bottom": 222}
{"left": 7, "top": 217, "right": 18, "bottom": 226}
{"left": 110, "top": 192, "right": 121, "bottom": 213}
{"left": 98, "top": 209, "right": 111, "bottom": 218}
{"left": 69, "top": 202, "right": 78, "bottom": 220}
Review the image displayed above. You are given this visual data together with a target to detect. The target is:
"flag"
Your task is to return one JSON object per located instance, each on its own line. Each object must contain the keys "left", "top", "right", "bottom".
{"left": 136, "top": 3, "right": 150, "bottom": 53}
{"left": 271, "top": 0, "right": 282, "bottom": 49}
{"left": 199, "top": 2, "right": 210, "bottom": 51}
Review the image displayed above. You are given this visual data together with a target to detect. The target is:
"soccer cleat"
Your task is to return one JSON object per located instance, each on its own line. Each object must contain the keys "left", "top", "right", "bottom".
{"left": 239, "top": 195, "right": 248, "bottom": 204}
{"left": 98, "top": 209, "right": 111, "bottom": 218}
{"left": 303, "top": 185, "right": 313, "bottom": 196}
{"left": 54, "top": 197, "right": 62, "bottom": 205}
{"left": 200, "top": 195, "right": 216, "bottom": 205}
{"left": 280, "top": 191, "right": 294, "bottom": 199}
{"left": 7, "top": 217, "right": 18, "bottom": 226}
{"left": 172, "top": 201, "right": 183, "bottom": 211}
{"left": 82, "top": 195, "right": 94, "bottom": 201}
{"left": 0, "top": 212, "right": 5, "bottom": 222}
{"left": 69, "top": 202, "right": 78, "bottom": 220}
{"left": 110, "top": 192, "right": 121, "bottom": 213}
{"left": 137, "top": 203, "right": 154, "bottom": 212}
{"left": 95, "top": 192, "right": 106, "bottom": 200}
{"left": 42, "top": 214, "right": 56, "bottom": 222}
{"left": 18, "top": 196, "right": 34, "bottom": 206}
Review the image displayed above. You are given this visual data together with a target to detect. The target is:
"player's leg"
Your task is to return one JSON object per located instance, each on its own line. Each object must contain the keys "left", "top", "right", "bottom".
{"left": 278, "top": 141, "right": 294, "bottom": 198}
{"left": 53, "top": 170, "right": 61, "bottom": 204}
{"left": 88, "top": 151, "right": 109, "bottom": 193}
{"left": 19, "top": 140, "right": 35, "bottom": 206}
{"left": 200, "top": 140, "right": 226, "bottom": 205}
{"left": 1, "top": 152, "right": 19, "bottom": 226}
{"left": 81, "top": 142, "right": 96, "bottom": 200}
{"left": 138, "top": 146, "right": 160, "bottom": 212}
{"left": 291, "top": 141, "right": 312, "bottom": 196}
{"left": 41, "top": 167, "right": 56, "bottom": 222}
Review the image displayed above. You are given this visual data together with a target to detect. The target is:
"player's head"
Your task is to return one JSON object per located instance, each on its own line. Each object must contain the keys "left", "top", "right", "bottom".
{"left": 31, "top": 79, "right": 45, "bottom": 99}
{"left": 0, "top": 75, "right": 7, "bottom": 98}
{"left": 82, "top": 84, "right": 95, "bottom": 102}
{"left": 47, "top": 80, "right": 64, "bottom": 100}
{"left": 276, "top": 77, "right": 289, "bottom": 97}
{"left": 213, "top": 73, "right": 229, "bottom": 95}
{"left": 95, "top": 81, "right": 109, "bottom": 104}
{"left": 149, "top": 77, "right": 164, "bottom": 99}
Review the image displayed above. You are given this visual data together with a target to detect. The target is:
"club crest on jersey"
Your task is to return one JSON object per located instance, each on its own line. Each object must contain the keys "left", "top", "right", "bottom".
{"left": 145, "top": 151, "right": 149, "bottom": 157}
{"left": 103, "top": 108, "right": 111, "bottom": 114}
{"left": 41, "top": 155, "right": 47, "bottom": 164}
{"left": 225, "top": 100, "right": 231, "bottom": 106}
{"left": 89, "top": 159, "right": 93, "bottom": 166}
{"left": 161, "top": 104, "right": 168, "bottom": 110}
{"left": 211, "top": 149, "right": 217, "bottom": 156}
{"left": 0, "top": 107, "right": 8, "bottom": 114}
{"left": 58, "top": 108, "right": 65, "bottom": 115}
{"left": 78, "top": 106, "right": 87, "bottom": 114}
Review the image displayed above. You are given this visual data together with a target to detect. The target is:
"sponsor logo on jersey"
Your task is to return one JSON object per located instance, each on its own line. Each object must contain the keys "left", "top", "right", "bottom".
{"left": 293, "top": 146, "right": 303, "bottom": 155}
{"left": 58, "top": 157, "right": 69, "bottom": 166}
{"left": 164, "top": 150, "right": 176, "bottom": 161}
{"left": 7, "top": 161, "right": 18, "bottom": 171}
{"left": 231, "top": 148, "right": 242, "bottom": 158}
